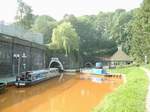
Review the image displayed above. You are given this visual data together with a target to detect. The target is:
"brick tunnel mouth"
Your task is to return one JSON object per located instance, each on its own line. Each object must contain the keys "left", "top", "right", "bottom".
{"left": 49, "top": 62, "right": 63, "bottom": 72}
{"left": 84, "top": 62, "right": 93, "bottom": 68}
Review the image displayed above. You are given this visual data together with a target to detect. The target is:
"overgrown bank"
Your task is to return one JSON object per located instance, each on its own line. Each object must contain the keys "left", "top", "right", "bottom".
{"left": 92, "top": 67, "right": 149, "bottom": 112}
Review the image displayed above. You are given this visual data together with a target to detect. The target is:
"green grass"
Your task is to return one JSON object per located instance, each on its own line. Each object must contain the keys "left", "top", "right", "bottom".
{"left": 92, "top": 67, "right": 149, "bottom": 112}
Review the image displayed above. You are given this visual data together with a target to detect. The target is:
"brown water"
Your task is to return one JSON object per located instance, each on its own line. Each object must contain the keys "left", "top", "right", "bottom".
{"left": 0, "top": 74, "right": 122, "bottom": 112}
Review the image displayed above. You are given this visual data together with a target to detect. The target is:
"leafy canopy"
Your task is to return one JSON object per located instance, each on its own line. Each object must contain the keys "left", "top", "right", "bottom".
{"left": 31, "top": 15, "right": 57, "bottom": 44}
{"left": 51, "top": 22, "right": 79, "bottom": 55}
{"left": 15, "top": 0, "right": 34, "bottom": 29}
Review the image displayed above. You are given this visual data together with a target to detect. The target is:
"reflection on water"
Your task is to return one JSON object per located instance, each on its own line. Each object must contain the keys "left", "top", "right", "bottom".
{"left": 0, "top": 73, "right": 122, "bottom": 112}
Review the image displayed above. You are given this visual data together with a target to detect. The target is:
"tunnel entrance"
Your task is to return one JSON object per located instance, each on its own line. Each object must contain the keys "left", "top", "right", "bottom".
{"left": 49, "top": 58, "right": 64, "bottom": 71}
{"left": 50, "top": 62, "right": 62, "bottom": 70}
{"left": 84, "top": 62, "right": 93, "bottom": 68}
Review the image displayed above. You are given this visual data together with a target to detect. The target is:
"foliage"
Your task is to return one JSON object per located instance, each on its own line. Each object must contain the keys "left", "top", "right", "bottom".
{"left": 129, "top": 0, "right": 150, "bottom": 63}
{"left": 31, "top": 15, "right": 57, "bottom": 44}
{"left": 94, "top": 12, "right": 112, "bottom": 39}
{"left": 92, "top": 67, "right": 148, "bottom": 112}
{"left": 15, "top": 0, "right": 34, "bottom": 29}
{"left": 61, "top": 14, "right": 117, "bottom": 60}
{"left": 13, "top": 0, "right": 150, "bottom": 64}
{"left": 51, "top": 22, "right": 79, "bottom": 55}
{"left": 76, "top": 16, "right": 99, "bottom": 57}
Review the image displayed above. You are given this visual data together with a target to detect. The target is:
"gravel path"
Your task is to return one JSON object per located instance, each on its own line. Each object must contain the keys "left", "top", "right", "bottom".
{"left": 141, "top": 67, "right": 150, "bottom": 112}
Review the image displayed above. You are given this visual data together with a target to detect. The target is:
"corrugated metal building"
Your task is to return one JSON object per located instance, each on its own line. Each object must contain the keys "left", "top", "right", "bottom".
{"left": 0, "top": 23, "right": 46, "bottom": 77}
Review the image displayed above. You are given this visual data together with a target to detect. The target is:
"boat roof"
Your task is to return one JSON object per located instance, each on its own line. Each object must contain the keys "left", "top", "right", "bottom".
{"left": 28, "top": 68, "right": 58, "bottom": 75}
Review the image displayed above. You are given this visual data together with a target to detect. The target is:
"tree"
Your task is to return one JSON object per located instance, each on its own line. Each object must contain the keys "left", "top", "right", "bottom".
{"left": 95, "top": 9, "right": 133, "bottom": 54}
{"left": 31, "top": 15, "right": 57, "bottom": 44}
{"left": 129, "top": 0, "right": 150, "bottom": 63}
{"left": 109, "top": 10, "right": 132, "bottom": 44}
{"left": 51, "top": 22, "right": 79, "bottom": 55}
{"left": 15, "top": 0, "right": 34, "bottom": 29}
{"left": 61, "top": 14, "right": 117, "bottom": 59}
{"left": 94, "top": 12, "right": 112, "bottom": 39}
{"left": 75, "top": 16, "right": 97, "bottom": 56}
{"left": 76, "top": 15, "right": 117, "bottom": 58}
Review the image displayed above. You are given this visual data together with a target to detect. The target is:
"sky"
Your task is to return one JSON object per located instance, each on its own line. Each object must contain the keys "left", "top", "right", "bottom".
{"left": 0, "top": 0, "right": 143, "bottom": 23}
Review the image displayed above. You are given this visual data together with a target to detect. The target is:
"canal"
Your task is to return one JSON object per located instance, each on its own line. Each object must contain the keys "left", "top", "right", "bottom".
{"left": 0, "top": 73, "right": 122, "bottom": 112}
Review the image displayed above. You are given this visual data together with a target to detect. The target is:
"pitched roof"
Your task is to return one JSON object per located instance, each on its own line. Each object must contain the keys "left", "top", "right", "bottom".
{"left": 110, "top": 47, "right": 132, "bottom": 61}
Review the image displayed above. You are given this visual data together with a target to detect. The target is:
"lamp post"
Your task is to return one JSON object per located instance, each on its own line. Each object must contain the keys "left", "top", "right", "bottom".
{"left": 13, "top": 52, "right": 27, "bottom": 76}
{"left": 13, "top": 54, "right": 20, "bottom": 76}
{"left": 22, "top": 52, "right": 27, "bottom": 70}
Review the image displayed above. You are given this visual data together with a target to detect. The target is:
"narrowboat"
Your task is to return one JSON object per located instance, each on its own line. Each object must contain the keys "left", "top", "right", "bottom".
{"left": 0, "top": 82, "right": 6, "bottom": 94}
{"left": 92, "top": 62, "right": 107, "bottom": 75}
{"left": 15, "top": 68, "right": 60, "bottom": 87}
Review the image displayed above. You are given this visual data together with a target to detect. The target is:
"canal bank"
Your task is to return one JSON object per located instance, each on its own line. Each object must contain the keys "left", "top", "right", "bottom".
{"left": 92, "top": 67, "right": 148, "bottom": 112}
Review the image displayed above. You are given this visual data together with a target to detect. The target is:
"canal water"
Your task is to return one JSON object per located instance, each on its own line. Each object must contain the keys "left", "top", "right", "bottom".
{"left": 0, "top": 73, "right": 122, "bottom": 112}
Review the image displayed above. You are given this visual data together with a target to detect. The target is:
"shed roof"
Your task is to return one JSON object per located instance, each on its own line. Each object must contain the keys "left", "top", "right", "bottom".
{"left": 110, "top": 47, "right": 132, "bottom": 61}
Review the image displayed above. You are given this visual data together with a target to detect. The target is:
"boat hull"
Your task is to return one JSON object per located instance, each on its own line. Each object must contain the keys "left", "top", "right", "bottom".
{"left": 92, "top": 68, "right": 107, "bottom": 75}
{"left": 15, "top": 69, "right": 60, "bottom": 87}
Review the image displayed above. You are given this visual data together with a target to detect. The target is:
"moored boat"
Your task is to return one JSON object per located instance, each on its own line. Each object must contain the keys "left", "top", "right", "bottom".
{"left": 92, "top": 62, "right": 107, "bottom": 75}
{"left": 15, "top": 68, "right": 60, "bottom": 87}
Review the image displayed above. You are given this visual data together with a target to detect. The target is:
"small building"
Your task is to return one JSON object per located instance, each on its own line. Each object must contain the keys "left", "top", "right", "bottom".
{"left": 110, "top": 47, "right": 132, "bottom": 66}
{"left": 0, "top": 23, "right": 46, "bottom": 77}
{"left": 81, "top": 46, "right": 133, "bottom": 68}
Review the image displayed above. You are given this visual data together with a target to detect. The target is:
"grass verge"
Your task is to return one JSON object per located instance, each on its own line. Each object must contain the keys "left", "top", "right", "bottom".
{"left": 92, "top": 67, "right": 148, "bottom": 112}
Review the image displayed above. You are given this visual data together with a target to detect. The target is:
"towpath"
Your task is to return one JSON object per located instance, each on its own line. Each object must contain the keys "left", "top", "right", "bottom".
{"left": 141, "top": 67, "right": 150, "bottom": 112}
